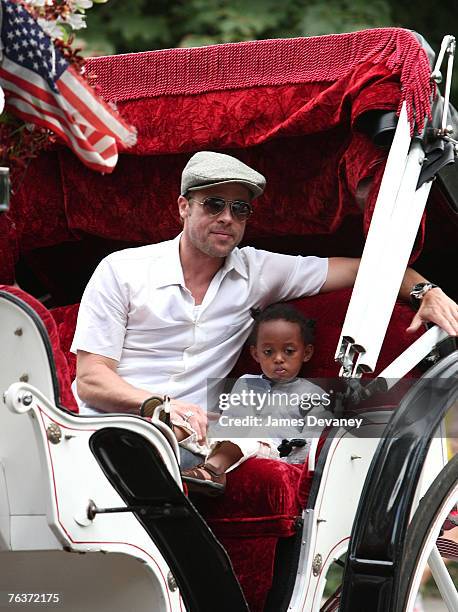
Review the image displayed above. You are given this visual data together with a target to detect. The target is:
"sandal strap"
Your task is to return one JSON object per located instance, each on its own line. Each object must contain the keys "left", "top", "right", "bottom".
{"left": 182, "top": 463, "right": 225, "bottom": 480}
{"left": 202, "top": 463, "right": 224, "bottom": 478}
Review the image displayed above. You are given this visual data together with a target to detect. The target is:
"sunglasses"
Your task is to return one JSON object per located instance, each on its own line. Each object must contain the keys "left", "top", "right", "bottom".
{"left": 189, "top": 196, "right": 253, "bottom": 220}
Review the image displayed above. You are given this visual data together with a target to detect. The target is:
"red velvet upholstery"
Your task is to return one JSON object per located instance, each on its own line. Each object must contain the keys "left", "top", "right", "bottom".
{"left": 232, "top": 288, "right": 423, "bottom": 380}
{"left": 50, "top": 303, "right": 80, "bottom": 382}
{"left": 199, "top": 460, "right": 303, "bottom": 534}
{"left": 196, "top": 460, "right": 304, "bottom": 612}
{"left": 213, "top": 536, "right": 279, "bottom": 612}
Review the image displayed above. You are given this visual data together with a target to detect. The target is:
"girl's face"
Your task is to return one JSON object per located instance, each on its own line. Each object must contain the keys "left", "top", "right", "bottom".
{"left": 250, "top": 319, "right": 314, "bottom": 383}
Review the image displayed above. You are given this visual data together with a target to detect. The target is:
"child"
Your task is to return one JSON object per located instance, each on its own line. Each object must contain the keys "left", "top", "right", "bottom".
{"left": 181, "top": 303, "right": 325, "bottom": 495}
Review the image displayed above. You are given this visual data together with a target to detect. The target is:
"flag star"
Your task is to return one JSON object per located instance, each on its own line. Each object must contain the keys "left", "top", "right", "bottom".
{"left": 30, "top": 39, "right": 37, "bottom": 46}
{"left": 27, "top": 50, "right": 34, "bottom": 58}
{"left": 39, "top": 43, "right": 45, "bottom": 50}
{"left": 33, "top": 62, "right": 39, "bottom": 70}
{"left": 36, "top": 49, "right": 42, "bottom": 57}
{"left": 37, "top": 31, "right": 44, "bottom": 39}
{"left": 14, "top": 29, "right": 21, "bottom": 36}
{"left": 59, "top": 57, "right": 67, "bottom": 65}
{"left": 17, "top": 17, "right": 24, "bottom": 24}
{"left": 6, "top": 32, "right": 14, "bottom": 39}
{"left": 13, "top": 42, "right": 20, "bottom": 51}
{"left": 6, "top": 5, "right": 14, "bottom": 13}
{"left": 18, "top": 54, "right": 25, "bottom": 62}
{"left": 22, "top": 39, "right": 29, "bottom": 47}
{"left": 22, "top": 28, "right": 28, "bottom": 35}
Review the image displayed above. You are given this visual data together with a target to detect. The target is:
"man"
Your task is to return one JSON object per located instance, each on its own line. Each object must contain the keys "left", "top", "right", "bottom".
{"left": 72, "top": 151, "right": 458, "bottom": 443}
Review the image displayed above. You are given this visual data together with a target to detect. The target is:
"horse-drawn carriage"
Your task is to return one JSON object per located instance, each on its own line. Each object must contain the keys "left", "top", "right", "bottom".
{"left": 0, "top": 26, "right": 457, "bottom": 612}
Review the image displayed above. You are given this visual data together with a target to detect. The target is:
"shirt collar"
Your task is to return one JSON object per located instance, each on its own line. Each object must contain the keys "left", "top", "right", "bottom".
{"left": 153, "top": 234, "right": 185, "bottom": 288}
{"left": 154, "top": 233, "right": 248, "bottom": 288}
{"left": 262, "top": 374, "right": 299, "bottom": 386}
{"left": 221, "top": 246, "right": 249, "bottom": 279}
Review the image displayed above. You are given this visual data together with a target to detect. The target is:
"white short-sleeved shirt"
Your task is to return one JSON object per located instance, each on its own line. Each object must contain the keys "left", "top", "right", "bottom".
{"left": 71, "top": 234, "right": 328, "bottom": 413}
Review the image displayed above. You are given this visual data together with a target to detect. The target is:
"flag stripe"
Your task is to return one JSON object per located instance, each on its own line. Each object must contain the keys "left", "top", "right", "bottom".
{"left": 8, "top": 97, "right": 118, "bottom": 168}
{"left": 4, "top": 85, "right": 118, "bottom": 156}
{"left": 61, "top": 68, "right": 136, "bottom": 142}
{"left": 8, "top": 98, "right": 119, "bottom": 167}
{"left": 1, "top": 72, "right": 81, "bottom": 129}
{"left": 0, "top": 0, "right": 136, "bottom": 173}
{"left": 0, "top": 62, "right": 60, "bottom": 107}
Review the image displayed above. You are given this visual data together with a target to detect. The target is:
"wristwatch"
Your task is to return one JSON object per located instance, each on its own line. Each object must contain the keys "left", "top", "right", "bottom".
{"left": 409, "top": 282, "right": 439, "bottom": 310}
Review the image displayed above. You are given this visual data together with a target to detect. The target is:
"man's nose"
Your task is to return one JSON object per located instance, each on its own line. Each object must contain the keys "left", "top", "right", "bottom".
{"left": 274, "top": 352, "right": 284, "bottom": 363}
{"left": 216, "top": 204, "right": 234, "bottom": 223}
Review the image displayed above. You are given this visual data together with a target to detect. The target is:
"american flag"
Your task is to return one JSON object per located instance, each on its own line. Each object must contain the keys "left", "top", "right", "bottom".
{"left": 0, "top": 0, "right": 136, "bottom": 173}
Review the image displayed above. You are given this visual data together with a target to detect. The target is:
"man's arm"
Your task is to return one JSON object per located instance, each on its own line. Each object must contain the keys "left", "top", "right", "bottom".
{"left": 76, "top": 350, "right": 208, "bottom": 442}
{"left": 319, "top": 257, "right": 360, "bottom": 293}
{"left": 320, "top": 258, "right": 458, "bottom": 335}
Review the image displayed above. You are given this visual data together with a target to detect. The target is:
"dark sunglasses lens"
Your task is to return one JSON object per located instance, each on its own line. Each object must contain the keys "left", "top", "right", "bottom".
{"left": 203, "top": 197, "right": 226, "bottom": 215}
{"left": 231, "top": 201, "right": 252, "bottom": 219}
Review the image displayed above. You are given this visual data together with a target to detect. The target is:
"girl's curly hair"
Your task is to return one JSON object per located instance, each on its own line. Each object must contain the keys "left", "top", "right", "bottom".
{"left": 249, "top": 303, "right": 315, "bottom": 345}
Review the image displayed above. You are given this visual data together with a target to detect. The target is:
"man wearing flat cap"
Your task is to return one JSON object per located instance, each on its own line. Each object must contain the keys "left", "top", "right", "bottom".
{"left": 72, "top": 151, "right": 458, "bottom": 443}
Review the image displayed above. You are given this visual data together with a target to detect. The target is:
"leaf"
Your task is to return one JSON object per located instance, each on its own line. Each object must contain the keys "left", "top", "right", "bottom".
{"left": 116, "top": 15, "right": 170, "bottom": 43}
{"left": 299, "top": 0, "right": 392, "bottom": 37}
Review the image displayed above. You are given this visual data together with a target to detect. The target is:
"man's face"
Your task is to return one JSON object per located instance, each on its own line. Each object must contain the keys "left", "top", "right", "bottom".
{"left": 178, "top": 182, "right": 252, "bottom": 258}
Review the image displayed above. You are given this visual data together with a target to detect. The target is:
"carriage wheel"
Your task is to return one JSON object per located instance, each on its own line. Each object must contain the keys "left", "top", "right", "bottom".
{"left": 398, "top": 453, "right": 458, "bottom": 612}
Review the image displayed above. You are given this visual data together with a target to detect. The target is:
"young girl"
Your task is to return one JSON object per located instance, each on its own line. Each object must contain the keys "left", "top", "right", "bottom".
{"left": 181, "top": 303, "right": 325, "bottom": 495}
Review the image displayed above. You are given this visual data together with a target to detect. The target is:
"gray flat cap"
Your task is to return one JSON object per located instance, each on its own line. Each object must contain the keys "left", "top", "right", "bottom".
{"left": 181, "top": 151, "right": 266, "bottom": 199}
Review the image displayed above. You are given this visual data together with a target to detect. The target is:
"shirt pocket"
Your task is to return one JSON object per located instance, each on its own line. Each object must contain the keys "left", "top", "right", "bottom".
{"left": 124, "top": 323, "right": 194, "bottom": 354}
{"left": 202, "top": 321, "right": 249, "bottom": 346}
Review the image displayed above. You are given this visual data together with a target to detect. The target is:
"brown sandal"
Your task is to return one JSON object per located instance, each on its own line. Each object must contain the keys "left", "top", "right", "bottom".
{"left": 181, "top": 463, "right": 226, "bottom": 496}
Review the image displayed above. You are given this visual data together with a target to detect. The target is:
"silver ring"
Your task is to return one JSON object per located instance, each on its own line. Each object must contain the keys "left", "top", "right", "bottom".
{"left": 182, "top": 411, "right": 194, "bottom": 422}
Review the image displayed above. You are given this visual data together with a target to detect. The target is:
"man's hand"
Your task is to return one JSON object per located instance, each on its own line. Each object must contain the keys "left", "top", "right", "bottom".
{"left": 406, "top": 288, "right": 458, "bottom": 336}
{"left": 170, "top": 399, "right": 208, "bottom": 444}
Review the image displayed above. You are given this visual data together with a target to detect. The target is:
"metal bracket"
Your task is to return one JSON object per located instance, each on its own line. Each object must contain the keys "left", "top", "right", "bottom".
{"left": 86, "top": 499, "right": 190, "bottom": 521}
{"left": 431, "top": 35, "right": 456, "bottom": 134}
{"left": 337, "top": 337, "right": 366, "bottom": 378}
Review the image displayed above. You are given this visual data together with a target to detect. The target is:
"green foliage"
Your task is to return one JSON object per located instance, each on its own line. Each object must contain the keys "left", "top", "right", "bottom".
{"left": 298, "top": 0, "right": 392, "bottom": 36}
{"left": 82, "top": 0, "right": 306, "bottom": 53}
{"left": 174, "top": 0, "right": 297, "bottom": 45}
{"left": 80, "top": 0, "right": 175, "bottom": 55}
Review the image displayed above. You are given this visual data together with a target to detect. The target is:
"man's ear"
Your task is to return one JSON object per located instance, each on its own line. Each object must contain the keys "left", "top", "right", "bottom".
{"left": 177, "top": 195, "right": 189, "bottom": 223}
{"left": 303, "top": 344, "right": 314, "bottom": 363}
{"left": 250, "top": 345, "right": 260, "bottom": 363}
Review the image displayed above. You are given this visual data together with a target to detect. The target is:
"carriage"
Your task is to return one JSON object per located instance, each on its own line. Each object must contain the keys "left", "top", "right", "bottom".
{"left": 0, "top": 26, "right": 457, "bottom": 612}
